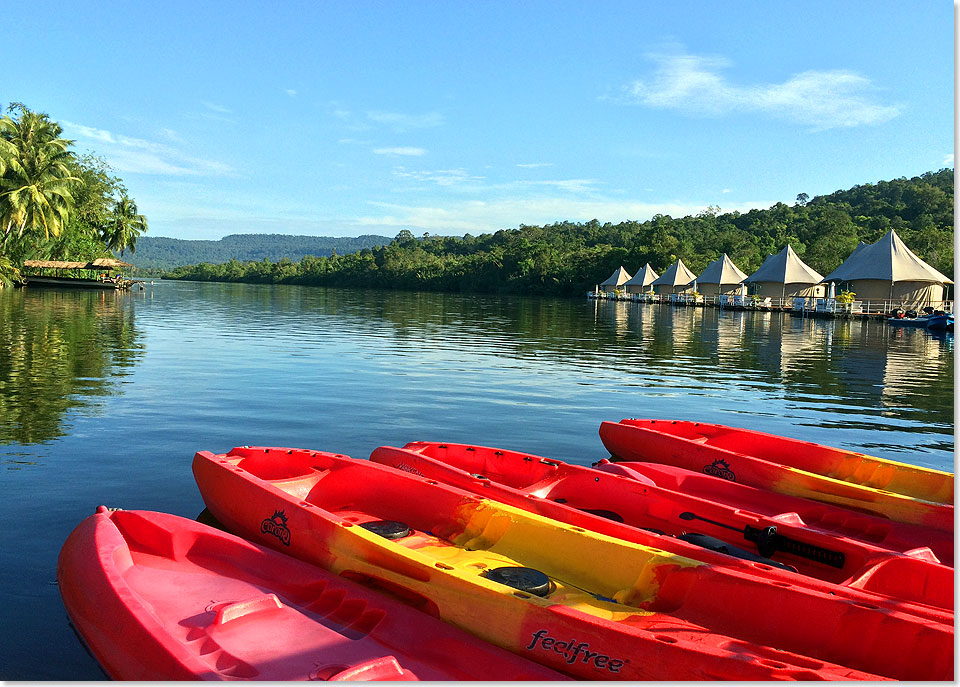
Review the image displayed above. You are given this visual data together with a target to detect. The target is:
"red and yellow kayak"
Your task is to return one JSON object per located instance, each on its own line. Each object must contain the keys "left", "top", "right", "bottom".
{"left": 371, "top": 441, "right": 952, "bottom": 617}
{"left": 58, "top": 507, "right": 565, "bottom": 681}
{"left": 600, "top": 419, "right": 954, "bottom": 529}
{"left": 193, "top": 446, "right": 952, "bottom": 680}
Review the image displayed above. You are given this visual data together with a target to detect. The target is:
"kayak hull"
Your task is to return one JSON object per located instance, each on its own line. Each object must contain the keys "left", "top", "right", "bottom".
{"left": 57, "top": 507, "right": 565, "bottom": 681}
{"left": 371, "top": 442, "right": 952, "bottom": 617}
{"left": 599, "top": 419, "right": 953, "bottom": 529}
{"left": 193, "top": 446, "right": 949, "bottom": 680}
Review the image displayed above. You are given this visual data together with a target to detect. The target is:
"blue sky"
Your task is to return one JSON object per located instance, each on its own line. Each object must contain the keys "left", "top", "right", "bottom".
{"left": 4, "top": 1, "right": 953, "bottom": 240}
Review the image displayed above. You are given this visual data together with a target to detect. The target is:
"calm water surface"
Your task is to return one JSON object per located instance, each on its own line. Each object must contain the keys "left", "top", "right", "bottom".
{"left": 0, "top": 280, "right": 953, "bottom": 679}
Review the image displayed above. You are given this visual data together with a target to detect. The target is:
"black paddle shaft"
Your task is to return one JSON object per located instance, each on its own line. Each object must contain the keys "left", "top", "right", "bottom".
{"left": 679, "top": 512, "right": 846, "bottom": 569}
{"left": 743, "top": 525, "right": 846, "bottom": 569}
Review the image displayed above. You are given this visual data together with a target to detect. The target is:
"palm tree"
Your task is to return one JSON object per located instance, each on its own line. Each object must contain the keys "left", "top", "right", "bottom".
{"left": 103, "top": 195, "right": 147, "bottom": 256}
{"left": 0, "top": 253, "right": 19, "bottom": 287}
{"left": 0, "top": 105, "right": 78, "bottom": 246}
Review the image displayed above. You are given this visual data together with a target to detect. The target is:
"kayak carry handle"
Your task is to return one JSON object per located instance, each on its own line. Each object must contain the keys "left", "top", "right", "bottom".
{"left": 324, "top": 656, "right": 406, "bottom": 681}
{"left": 213, "top": 594, "right": 284, "bottom": 626}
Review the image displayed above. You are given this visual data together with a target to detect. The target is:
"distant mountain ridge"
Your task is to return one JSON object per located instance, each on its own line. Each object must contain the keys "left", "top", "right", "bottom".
{"left": 129, "top": 233, "right": 393, "bottom": 269}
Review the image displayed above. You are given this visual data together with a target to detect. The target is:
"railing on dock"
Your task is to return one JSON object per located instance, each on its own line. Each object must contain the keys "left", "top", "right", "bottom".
{"left": 587, "top": 290, "right": 953, "bottom": 317}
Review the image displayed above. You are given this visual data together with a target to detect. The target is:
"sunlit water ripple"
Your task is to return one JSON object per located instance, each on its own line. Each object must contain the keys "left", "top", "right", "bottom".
{"left": 0, "top": 280, "right": 953, "bottom": 679}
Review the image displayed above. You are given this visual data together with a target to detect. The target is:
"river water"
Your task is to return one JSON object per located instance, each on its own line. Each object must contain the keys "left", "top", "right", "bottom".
{"left": 0, "top": 280, "right": 953, "bottom": 679}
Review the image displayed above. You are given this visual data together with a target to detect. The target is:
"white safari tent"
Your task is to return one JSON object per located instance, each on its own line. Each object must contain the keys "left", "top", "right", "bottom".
{"left": 821, "top": 230, "right": 952, "bottom": 308}
{"left": 624, "top": 263, "right": 660, "bottom": 294}
{"left": 651, "top": 259, "right": 698, "bottom": 295}
{"left": 744, "top": 245, "right": 825, "bottom": 298}
{"left": 598, "top": 266, "right": 632, "bottom": 293}
{"left": 695, "top": 253, "right": 748, "bottom": 297}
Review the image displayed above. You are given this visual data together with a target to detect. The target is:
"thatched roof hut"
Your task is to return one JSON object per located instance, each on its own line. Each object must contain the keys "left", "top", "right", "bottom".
{"left": 23, "top": 258, "right": 132, "bottom": 271}
{"left": 90, "top": 258, "right": 133, "bottom": 269}
{"left": 23, "top": 260, "right": 89, "bottom": 269}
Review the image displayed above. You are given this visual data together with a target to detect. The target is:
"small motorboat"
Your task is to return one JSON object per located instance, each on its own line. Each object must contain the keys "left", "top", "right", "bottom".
{"left": 925, "top": 312, "right": 954, "bottom": 332}
{"left": 887, "top": 315, "right": 932, "bottom": 327}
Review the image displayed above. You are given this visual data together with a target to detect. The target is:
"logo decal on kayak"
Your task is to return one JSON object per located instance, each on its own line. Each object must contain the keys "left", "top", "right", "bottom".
{"left": 393, "top": 462, "right": 423, "bottom": 477}
{"left": 526, "top": 630, "right": 627, "bottom": 674}
{"left": 703, "top": 458, "right": 735, "bottom": 481}
{"left": 261, "top": 510, "right": 291, "bottom": 546}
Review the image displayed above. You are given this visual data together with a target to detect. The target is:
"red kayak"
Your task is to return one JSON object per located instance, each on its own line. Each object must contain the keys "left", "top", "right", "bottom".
{"left": 57, "top": 507, "right": 567, "bottom": 681}
{"left": 599, "top": 419, "right": 954, "bottom": 531}
{"left": 592, "top": 459, "right": 953, "bottom": 568}
{"left": 193, "top": 446, "right": 903, "bottom": 681}
{"left": 371, "top": 442, "right": 953, "bottom": 620}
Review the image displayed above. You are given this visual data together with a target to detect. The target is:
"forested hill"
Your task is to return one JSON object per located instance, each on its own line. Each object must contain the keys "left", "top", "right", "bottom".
{"left": 130, "top": 234, "right": 391, "bottom": 269}
{"left": 166, "top": 169, "right": 954, "bottom": 296}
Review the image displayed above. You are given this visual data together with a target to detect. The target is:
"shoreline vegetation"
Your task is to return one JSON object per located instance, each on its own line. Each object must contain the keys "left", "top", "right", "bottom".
{"left": 0, "top": 104, "right": 952, "bottom": 298}
{"left": 0, "top": 103, "right": 147, "bottom": 287}
{"left": 165, "top": 169, "right": 953, "bottom": 298}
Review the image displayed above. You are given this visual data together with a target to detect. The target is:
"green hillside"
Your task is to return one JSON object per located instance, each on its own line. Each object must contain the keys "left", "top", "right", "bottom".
{"left": 167, "top": 169, "right": 954, "bottom": 296}
{"left": 130, "top": 233, "right": 392, "bottom": 269}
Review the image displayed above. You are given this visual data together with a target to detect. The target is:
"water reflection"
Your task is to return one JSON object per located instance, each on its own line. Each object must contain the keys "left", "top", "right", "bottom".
{"left": 590, "top": 300, "right": 953, "bottom": 443}
{"left": 0, "top": 282, "right": 952, "bottom": 453}
{"left": 0, "top": 288, "right": 143, "bottom": 444}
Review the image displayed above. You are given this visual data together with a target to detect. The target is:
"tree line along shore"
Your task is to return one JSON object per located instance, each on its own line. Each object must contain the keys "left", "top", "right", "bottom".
{"left": 166, "top": 169, "right": 953, "bottom": 298}
{"left": 1, "top": 103, "right": 951, "bottom": 298}
{"left": 0, "top": 103, "right": 147, "bottom": 287}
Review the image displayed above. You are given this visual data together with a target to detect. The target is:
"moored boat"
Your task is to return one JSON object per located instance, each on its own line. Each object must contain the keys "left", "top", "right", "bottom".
{"left": 887, "top": 315, "right": 932, "bottom": 327}
{"left": 372, "top": 442, "right": 953, "bottom": 616}
{"left": 193, "top": 446, "right": 951, "bottom": 681}
{"left": 57, "top": 507, "right": 564, "bottom": 681}
{"left": 925, "top": 313, "right": 954, "bottom": 332}
{"left": 599, "top": 419, "right": 953, "bottom": 529}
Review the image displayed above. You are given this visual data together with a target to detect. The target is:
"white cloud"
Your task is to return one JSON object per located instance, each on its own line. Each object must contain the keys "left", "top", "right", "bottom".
{"left": 517, "top": 179, "right": 600, "bottom": 193}
{"left": 392, "top": 166, "right": 485, "bottom": 186}
{"left": 373, "top": 146, "right": 427, "bottom": 156}
{"left": 284, "top": 88, "right": 297, "bottom": 97}
{"left": 516, "top": 162, "right": 554, "bottom": 168}
{"left": 366, "top": 110, "right": 444, "bottom": 131}
{"left": 159, "top": 127, "right": 184, "bottom": 144}
{"left": 620, "top": 49, "right": 899, "bottom": 130}
{"left": 62, "top": 121, "right": 236, "bottom": 177}
{"left": 202, "top": 101, "right": 232, "bottom": 114}
{"left": 944, "top": 154, "right": 954, "bottom": 166}
{"left": 387, "top": 166, "right": 600, "bottom": 194}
